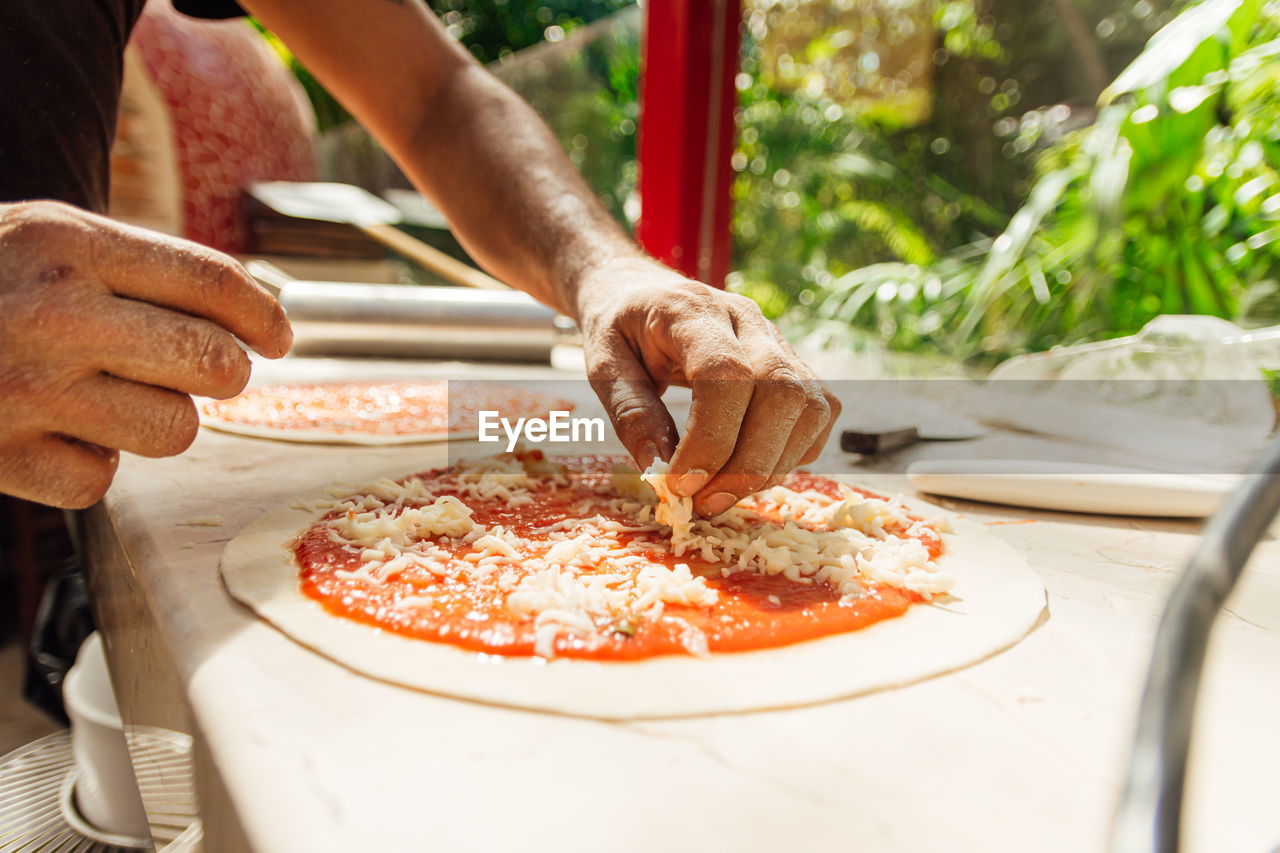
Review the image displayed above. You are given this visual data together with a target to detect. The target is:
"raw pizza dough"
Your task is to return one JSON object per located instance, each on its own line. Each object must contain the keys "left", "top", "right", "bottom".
{"left": 198, "top": 380, "right": 570, "bottom": 446}
{"left": 221, "top": 473, "right": 1046, "bottom": 720}
{"left": 198, "top": 417, "right": 449, "bottom": 446}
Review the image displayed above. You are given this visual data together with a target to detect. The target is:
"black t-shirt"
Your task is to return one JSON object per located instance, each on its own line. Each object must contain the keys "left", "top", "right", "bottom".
{"left": 0, "top": 0, "right": 246, "bottom": 214}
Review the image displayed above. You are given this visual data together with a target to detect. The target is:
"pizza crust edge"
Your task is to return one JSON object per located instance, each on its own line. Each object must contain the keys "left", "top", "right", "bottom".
{"left": 219, "top": 479, "right": 1046, "bottom": 720}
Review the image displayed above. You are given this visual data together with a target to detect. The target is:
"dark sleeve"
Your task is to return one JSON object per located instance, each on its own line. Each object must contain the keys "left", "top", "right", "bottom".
{"left": 0, "top": 0, "right": 145, "bottom": 212}
{"left": 172, "top": 0, "right": 246, "bottom": 19}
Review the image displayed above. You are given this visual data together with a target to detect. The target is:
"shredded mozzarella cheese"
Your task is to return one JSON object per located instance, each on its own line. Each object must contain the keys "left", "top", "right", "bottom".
{"left": 639, "top": 461, "right": 953, "bottom": 600}
{"left": 313, "top": 453, "right": 953, "bottom": 660}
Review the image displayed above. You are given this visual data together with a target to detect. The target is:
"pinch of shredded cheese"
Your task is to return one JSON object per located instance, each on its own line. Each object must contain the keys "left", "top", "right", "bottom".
{"left": 639, "top": 461, "right": 953, "bottom": 601}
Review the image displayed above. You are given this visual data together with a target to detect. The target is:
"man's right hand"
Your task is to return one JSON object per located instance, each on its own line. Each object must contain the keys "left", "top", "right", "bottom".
{"left": 0, "top": 201, "right": 292, "bottom": 508}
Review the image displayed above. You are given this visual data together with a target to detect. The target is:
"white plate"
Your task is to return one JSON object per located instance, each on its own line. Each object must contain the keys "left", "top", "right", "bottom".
{"left": 906, "top": 459, "right": 1239, "bottom": 517}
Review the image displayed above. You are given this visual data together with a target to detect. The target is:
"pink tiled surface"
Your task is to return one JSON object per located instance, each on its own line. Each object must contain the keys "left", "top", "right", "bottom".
{"left": 131, "top": 1, "right": 318, "bottom": 251}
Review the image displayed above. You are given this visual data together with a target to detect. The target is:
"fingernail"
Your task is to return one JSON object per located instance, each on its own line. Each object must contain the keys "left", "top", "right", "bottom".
{"left": 77, "top": 440, "right": 115, "bottom": 459}
{"left": 702, "top": 492, "right": 737, "bottom": 516}
{"left": 675, "top": 469, "right": 709, "bottom": 497}
{"left": 638, "top": 442, "right": 662, "bottom": 469}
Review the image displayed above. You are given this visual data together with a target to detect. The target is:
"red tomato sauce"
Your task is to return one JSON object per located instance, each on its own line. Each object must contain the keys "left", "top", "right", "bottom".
{"left": 295, "top": 455, "right": 940, "bottom": 660}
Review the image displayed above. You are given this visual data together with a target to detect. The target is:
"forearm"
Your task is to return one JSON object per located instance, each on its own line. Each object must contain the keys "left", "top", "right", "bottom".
{"left": 238, "top": 0, "right": 839, "bottom": 508}
{"left": 243, "top": 0, "right": 645, "bottom": 321}
{"left": 394, "top": 64, "right": 647, "bottom": 320}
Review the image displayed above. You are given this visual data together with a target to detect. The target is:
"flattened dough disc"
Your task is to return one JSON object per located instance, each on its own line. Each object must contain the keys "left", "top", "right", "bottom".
{"left": 221, "top": 485, "right": 1045, "bottom": 719}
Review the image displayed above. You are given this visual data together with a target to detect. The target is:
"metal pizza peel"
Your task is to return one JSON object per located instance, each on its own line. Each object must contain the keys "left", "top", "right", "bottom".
{"left": 247, "top": 181, "right": 508, "bottom": 292}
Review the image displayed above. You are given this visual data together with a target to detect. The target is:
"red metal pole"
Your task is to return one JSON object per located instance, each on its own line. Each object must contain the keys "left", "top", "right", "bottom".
{"left": 636, "top": 0, "right": 741, "bottom": 289}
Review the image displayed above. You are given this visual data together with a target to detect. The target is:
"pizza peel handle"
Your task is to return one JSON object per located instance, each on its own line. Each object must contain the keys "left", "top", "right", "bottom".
{"left": 248, "top": 181, "right": 508, "bottom": 292}
{"left": 1111, "top": 433, "right": 1280, "bottom": 853}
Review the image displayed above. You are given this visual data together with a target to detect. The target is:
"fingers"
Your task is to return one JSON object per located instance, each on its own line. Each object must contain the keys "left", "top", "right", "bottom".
{"left": 768, "top": 327, "right": 841, "bottom": 469}
{"left": 46, "top": 374, "right": 200, "bottom": 459}
{"left": 587, "top": 332, "right": 679, "bottom": 469}
{"left": 93, "top": 221, "right": 292, "bottom": 359}
{"left": 684, "top": 318, "right": 809, "bottom": 514}
{"left": 661, "top": 309, "right": 755, "bottom": 494}
{"left": 0, "top": 434, "right": 119, "bottom": 509}
{"left": 0, "top": 357, "right": 208, "bottom": 509}
{"left": 0, "top": 201, "right": 281, "bottom": 509}
{"left": 666, "top": 370, "right": 754, "bottom": 504}
{"left": 797, "top": 385, "right": 841, "bottom": 466}
{"left": 761, "top": 378, "right": 833, "bottom": 483}
{"left": 667, "top": 299, "right": 837, "bottom": 515}
{"left": 78, "top": 296, "right": 252, "bottom": 399}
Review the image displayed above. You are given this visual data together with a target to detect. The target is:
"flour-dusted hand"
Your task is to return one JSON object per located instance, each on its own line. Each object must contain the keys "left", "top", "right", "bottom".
{"left": 576, "top": 258, "right": 840, "bottom": 517}
{"left": 0, "top": 201, "right": 292, "bottom": 508}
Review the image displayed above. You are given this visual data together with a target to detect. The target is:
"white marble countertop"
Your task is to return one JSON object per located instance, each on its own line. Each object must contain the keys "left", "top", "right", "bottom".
{"left": 85, "top": 355, "right": 1280, "bottom": 853}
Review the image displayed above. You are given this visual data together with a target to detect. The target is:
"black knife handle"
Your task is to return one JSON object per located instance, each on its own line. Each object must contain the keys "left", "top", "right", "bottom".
{"left": 840, "top": 427, "right": 920, "bottom": 455}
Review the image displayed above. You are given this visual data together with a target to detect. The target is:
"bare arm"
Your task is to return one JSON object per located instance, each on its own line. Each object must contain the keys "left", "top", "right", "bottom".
{"left": 242, "top": 0, "right": 631, "bottom": 313}
{"left": 242, "top": 0, "right": 838, "bottom": 513}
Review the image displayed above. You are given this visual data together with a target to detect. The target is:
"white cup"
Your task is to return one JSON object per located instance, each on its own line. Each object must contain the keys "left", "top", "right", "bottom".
{"left": 62, "top": 632, "right": 151, "bottom": 841}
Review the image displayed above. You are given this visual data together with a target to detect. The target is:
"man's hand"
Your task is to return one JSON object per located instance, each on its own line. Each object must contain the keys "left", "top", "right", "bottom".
{"left": 577, "top": 258, "right": 840, "bottom": 517}
{"left": 0, "top": 201, "right": 292, "bottom": 508}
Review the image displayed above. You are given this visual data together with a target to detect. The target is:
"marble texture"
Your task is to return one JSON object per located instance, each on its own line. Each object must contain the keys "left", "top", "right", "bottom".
{"left": 85, "top": 356, "right": 1280, "bottom": 852}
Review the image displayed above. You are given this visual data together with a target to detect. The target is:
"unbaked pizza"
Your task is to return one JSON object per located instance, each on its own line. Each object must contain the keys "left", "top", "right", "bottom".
{"left": 199, "top": 380, "right": 572, "bottom": 445}
{"left": 222, "top": 452, "right": 1045, "bottom": 718}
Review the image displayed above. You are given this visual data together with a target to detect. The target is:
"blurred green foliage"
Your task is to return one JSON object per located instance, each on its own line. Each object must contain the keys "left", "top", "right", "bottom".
{"left": 255, "top": 0, "right": 1280, "bottom": 366}
{"left": 251, "top": 1, "right": 631, "bottom": 132}
{"left": 428, "top": 0, "right": 635, "bottom": 61}
{"left": 732, "top": 0, "right": 1175, "bottom": 324}
{"left": 492, "top": 10, "right": 641, "bottom": 226}
{"left": 814, "top": 0, "right": 1280, "bottom": 363}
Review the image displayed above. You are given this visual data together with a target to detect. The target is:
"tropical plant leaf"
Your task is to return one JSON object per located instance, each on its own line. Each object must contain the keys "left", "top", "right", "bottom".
{"left": 1102, "top": 0, "right": 1242, "bottom": 103}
